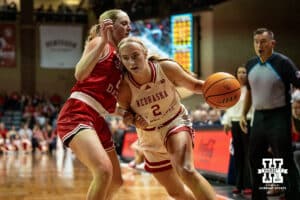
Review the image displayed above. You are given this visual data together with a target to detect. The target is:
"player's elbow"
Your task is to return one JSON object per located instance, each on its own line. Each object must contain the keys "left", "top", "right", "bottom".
{"left": 74, "top": 70, "right": 86, "bottom": 81}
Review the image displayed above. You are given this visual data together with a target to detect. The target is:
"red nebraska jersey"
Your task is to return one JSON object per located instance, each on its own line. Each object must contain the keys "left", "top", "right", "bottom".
{"left": 71, "top": 44, "right": 123, "bottom": 113}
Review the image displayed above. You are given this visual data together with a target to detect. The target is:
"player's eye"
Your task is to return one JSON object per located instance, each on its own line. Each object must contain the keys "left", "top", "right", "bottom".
{"left": 132, "top": 53, "right": 139, "bottom": 59}
{"left": 122, "top": 56, "right": 129, "bottom": 60}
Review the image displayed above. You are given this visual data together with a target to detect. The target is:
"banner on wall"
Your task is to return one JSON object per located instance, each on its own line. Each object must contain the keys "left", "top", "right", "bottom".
{"left": 0, "top": 24, "right": 16, "bottom": 68}
{"left": 193, "top": 130, "right": 231, "bottom": 175}
{"left": 39, "top": 25, "right": 83, "bottom": 68}
{"left": 122, "top": 132, "right": 138, "bottom": 158}
{"left": 121, "top": 129, "right": 231, "bottom": 176}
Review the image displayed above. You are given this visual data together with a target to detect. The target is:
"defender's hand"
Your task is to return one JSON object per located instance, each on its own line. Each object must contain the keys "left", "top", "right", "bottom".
{"left": 134, "top": 115, "right": 149, "bottom": 129}
{"left": 123, "top": 111, "right": 135, "bottom": 126}
{"left": 239, "top": 116, "right": 248, "bottom": 134}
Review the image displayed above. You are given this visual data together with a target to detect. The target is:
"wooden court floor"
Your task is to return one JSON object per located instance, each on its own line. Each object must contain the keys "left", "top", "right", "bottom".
{"left": 0, "top": 149, "right": 231, "bottom": 200}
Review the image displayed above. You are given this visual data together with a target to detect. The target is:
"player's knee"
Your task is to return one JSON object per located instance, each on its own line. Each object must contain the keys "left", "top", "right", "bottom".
{"left": 93, "top": 163, "right": 113, "bottom": 181}
{"left": 176, "top": 164, "right": 197, "bottom": 179}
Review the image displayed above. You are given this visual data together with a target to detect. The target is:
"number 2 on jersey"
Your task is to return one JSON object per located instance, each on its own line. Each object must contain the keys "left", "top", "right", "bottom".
{"left": 151, "top": 104, "right": 162, "bottom": 116}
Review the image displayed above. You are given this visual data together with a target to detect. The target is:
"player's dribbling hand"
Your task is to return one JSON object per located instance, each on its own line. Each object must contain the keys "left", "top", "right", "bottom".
{"left": 123, "top": 111, "right": 135, "bottom": 126}
{"left": 134, "top": 114, "right": 149, "bottom": 129}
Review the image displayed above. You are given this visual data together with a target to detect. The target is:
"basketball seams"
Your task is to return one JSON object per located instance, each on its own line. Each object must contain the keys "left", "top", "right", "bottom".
{"left": 206, "top": 96, "right": 237, "bottom": 109}
{"left": 203, "top": 72, "right": 241, "bottom": 109}
{"left": 203, "top": 77, "right": 235, "bottom": 94}
{"left": 205, "top": 88, "right": 240, "bottom": 98}
{"left": 206, "top": 98, "right": 225, "bottom": 109}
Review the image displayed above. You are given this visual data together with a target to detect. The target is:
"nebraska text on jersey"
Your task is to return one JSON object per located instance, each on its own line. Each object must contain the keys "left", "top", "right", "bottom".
{"left": 136, "top": 90, "right": 169, "bottom": 107}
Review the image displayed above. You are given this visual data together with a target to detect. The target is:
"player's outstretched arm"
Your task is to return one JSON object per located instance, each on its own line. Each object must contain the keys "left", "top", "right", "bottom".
{"left": 160, "top": 60, "right": 204, "bottom": 94}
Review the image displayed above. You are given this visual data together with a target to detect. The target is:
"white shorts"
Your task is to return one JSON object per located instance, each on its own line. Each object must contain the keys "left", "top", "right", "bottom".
{"left": 136, "top": 107, "right": 193, "bottom": 173}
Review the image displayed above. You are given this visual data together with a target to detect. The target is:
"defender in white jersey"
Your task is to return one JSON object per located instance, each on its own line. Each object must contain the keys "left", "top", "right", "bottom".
{"left": 117, "top": 37, "right": 216, "bottom": 200}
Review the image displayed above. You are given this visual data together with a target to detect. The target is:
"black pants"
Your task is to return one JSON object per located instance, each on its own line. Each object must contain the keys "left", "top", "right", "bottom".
{"left": 250, "top": 106, "right": 300, "bottom": 200}
{"left": 231, "top": 121, "right": 252, "bottom": 190}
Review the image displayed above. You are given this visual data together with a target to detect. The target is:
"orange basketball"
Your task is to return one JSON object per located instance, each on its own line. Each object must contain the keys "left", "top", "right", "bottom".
{"left": 202, "top": 72, "right": 241, "bottom": 109}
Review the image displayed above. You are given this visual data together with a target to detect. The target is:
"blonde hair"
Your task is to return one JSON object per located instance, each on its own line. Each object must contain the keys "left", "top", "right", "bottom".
{"left": 118, "top": 37, "right": 168, "bottom": 61}
{"left": 85, "top": 24, "right": 100, "bottom": 45}
{"left": 118, "top": 37, "right": 148, "bottom": 55}
{"left": 84, "top": 9, "right": 126, "bottom": 47}
{"left": 99, "top": 9, "right": 125, "bottom": 23}
{"left": 118, "top": 36, "right": 193, "bottom": 74}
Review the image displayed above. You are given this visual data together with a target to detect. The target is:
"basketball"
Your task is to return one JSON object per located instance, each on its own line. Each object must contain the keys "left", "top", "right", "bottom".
{"left": 202, "top": 72, "right": 241, "bottom": 109}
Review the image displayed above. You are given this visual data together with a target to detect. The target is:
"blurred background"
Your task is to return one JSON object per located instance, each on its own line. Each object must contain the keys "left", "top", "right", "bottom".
{"left": 0, "top": 0, "right": 299, "bottom": 104}
{"left": 0, "top": 1, "right": 300, "bottom": 194}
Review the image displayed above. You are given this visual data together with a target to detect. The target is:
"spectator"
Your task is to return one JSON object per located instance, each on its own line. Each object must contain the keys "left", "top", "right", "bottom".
{"left": 291, "top": 90, "right": 300, "bottom": 174}
{"left": 19, "top": 122, "right": 33, "bottom": 139}
{"left": 0, "top": 122, "right": 8, "bottom": 139}
{"left": 45, "top": 4, "right": 54, "bottom": 22}
{"left": 191, "top": 109, "right": 208, "bottom": 129}
{"left": 32, "top": 123, "right": 47, "bottom": 153}
{"left": 22, "top": 99, "right": 35, "bottom": 121}
{"left": 74, "top": 2, "right": 87, "bottom": 23}
{"left": 57, "top": 2, "right": 73, "bottom": 22}
{"left": 20, "top": 132, "right": 32, "bottom": 153}
{"left": 35, "top": 4, "right": 45, "bottom": 22}
{"left": 222, "top": 65, "right": 253, "bottom": 195}
{"left": 0, "top": 134, "right": 5, "bottom": 153}
{"left": 6, "top": 125, "right": 17, "bottom": 140}
{"left": 18, "top": 122, "right": 33, "bottom": 153}
{"left": 207, "top": 109, "right": 222, "bottom": 126}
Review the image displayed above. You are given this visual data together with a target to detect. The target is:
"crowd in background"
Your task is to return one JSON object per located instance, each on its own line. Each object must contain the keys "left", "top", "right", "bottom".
{"left": 0, "top": 91, "right": 223, "bottom": 156}
{"left": 0, "top": 1, "right": 17, "bottom": 21}
{"left": 0, "top": 1, "right": 88, "bottom": 23}
{"left": 34, "top": 2, "right": 88, "bottom": 23}
{"left": 0, "top": 92, "right": 61, "bottom": 154}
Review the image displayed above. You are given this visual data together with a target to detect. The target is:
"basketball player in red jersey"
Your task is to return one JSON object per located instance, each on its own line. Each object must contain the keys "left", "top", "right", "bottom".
{"left": 117, "top": 37, "right": 216, "bottom": 200}
{"left": 56, "top": 9, "right": 131, "bottom": 200}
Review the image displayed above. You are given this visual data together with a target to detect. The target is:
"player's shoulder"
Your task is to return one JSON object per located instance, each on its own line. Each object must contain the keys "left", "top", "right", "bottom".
{"left": 157, "top": 59, "right": 181, "bottom": 71}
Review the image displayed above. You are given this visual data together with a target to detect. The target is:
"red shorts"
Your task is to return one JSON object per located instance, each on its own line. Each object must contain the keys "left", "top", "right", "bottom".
{"left": 57, "top": 99, "right": 114, "bottom": 151}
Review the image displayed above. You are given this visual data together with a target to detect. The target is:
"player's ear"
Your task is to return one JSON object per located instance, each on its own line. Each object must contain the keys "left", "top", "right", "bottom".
{"left": 271, "top": 39, "right": 276, "bottom": 47}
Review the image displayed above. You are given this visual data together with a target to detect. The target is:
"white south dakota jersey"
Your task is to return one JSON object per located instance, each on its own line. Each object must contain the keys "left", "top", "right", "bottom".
{"left": 125, "top": 61, "right": 182, "bottom": 127}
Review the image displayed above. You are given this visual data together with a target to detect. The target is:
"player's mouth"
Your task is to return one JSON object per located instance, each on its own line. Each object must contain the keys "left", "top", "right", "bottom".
{"left": 130, "top": 66, "right": 138, "bottom": 71}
